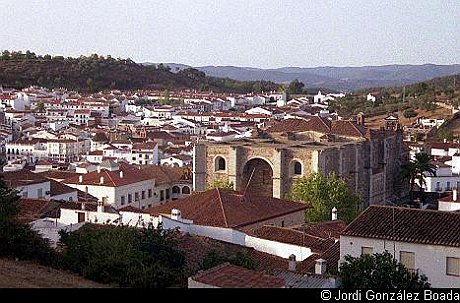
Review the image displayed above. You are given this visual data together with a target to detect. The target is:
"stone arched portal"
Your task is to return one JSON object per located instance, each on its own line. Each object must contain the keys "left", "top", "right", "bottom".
{"left": 240, "top": 158, "right": 274, "bottom": 197}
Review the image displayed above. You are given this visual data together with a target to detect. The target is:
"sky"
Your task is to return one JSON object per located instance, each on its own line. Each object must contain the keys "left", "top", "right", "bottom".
{"left": 1, "top": 0, "right": 459, "bottom": 68}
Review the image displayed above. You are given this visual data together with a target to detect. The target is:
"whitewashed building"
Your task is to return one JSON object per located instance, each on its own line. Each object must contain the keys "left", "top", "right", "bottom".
{"left": 340, "top": 205, "right": 460, "bottom": 288}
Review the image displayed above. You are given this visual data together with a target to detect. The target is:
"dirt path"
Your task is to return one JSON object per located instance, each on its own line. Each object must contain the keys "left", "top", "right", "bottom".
{"left": 0, "top": 258, "right": 110, "bottom": 288}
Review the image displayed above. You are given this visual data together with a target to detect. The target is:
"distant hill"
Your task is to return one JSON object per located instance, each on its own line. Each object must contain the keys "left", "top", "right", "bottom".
{"left": 0, "top": 51, "right": 281, "bottom": 93}
{"left": 195, "top": 64, "right": 460, "bottom": 92}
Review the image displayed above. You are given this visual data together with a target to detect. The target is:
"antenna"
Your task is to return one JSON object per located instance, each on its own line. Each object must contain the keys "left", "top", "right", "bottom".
{"left": 242, "top": 167, "right": 256, "bottom": 200}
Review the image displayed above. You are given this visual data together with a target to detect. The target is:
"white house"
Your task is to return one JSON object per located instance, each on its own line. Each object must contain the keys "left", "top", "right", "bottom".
{"left": 2, "top": 169, "right": 51, "bottom": 200}
{"left": 438, "top": 188, "right": 460, "bottom": 212}
{"left": 340, "top": 205, "right": 460, "bottom": 288}
{"left": 367, "top": 93, "right": 376, "bottom": 103}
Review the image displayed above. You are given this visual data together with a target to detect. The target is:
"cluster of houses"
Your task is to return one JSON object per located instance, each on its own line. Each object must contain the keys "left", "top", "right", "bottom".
{"left": 2, "top": 84, "right": 460, "bottom": 288}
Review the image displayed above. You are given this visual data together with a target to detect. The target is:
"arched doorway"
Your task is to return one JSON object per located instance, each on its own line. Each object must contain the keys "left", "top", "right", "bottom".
{"left": 241, "top": 158, "right": 273, "bottom": 197}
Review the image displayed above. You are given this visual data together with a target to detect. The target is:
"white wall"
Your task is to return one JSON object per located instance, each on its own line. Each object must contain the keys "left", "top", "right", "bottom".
{"left": 18, "top": 181, "right": 51, "bottom": 200}
{"left": 160, "top": 216, "right": 314, "bottom": 261}
{"left": 51, "top": 191, "right": 78, "bottom": 202}
{"left": 438, "top": 201, "right": 460, "bottom": 212}
{"left": 340, "top": 235, "right": 460, "bottom": 288}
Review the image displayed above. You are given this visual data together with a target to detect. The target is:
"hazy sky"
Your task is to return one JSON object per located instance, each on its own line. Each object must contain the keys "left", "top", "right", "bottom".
{"left": 1, "top": 0, "right": 459, "bottom": 68}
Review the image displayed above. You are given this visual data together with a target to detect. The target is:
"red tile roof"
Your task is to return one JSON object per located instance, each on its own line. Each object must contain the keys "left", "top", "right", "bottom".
{"left": 293, "top": 220, "right": 347, "bottom": 240}
{"left": 190, "top": 262, "right": 285, "bottom": 288}
{"left": 341, "top": 205, "right": 460, "bottom": 247}
{"left": 2, "top": 169, "right": 49, "bottom": 188}
{"left": 18, "top": 198, "right": 53, "bottom": 223}
{"left": 49, "top": 179, "right": 77, "bottom": 197}
{"left": 147, "top": 189, "right": 308, "bottom": 228}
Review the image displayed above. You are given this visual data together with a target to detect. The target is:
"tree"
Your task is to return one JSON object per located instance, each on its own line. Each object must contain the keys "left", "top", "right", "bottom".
{"left": 339, "top": 251, "right": 431, "bottom": 288}
{"left": 199, "top": 249, "right": 256, "bottom": 271}
{"left": 206, "top": 179, "right": 234, "bottom": 190}
{"left": 403, "top": 108, "right": 417, "bottom": 121}
{"left": 0, "top": 175, "right": 54, "bottom": 263}
{"left": 287, "top": 79, "right": 305, "bottom": 94}
{"left": 35, "top": 102, "right": 45, "bottom": 113}
{"left": 288, "top": 172, "right": 360, "bottom": 223}
{"left": 401, "top": 152, "right": 437, "bottom": 202}
{"left": 58, "top": 224, "right": 186, "bottom": 287}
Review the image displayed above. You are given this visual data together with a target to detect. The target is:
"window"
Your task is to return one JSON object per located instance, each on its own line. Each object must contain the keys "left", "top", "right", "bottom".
{"left": 447, "top": 181, "right": 452, "bottom": 191}
{"left": 37, "top": 188, "right": 43, "bottom": 199}
{"left": 148, "top": 189, "right": 152, "bottom": 198}
{"left": 457, "top": 181, "right": 460, "bottom": 190}
{"left": 166, "top": 188, "right": 170, "bottom": 199}
{"left": 361, "top": 247, "right": 373, "bottom": 256}
{"left": 436, "top": 182, "right": 442, "bottom": 191}
{"left": 215, "top": 156, "right": 226, "bottom": 171}
{"left": 447, "top": 257, "right": 460, "bottom": 276}
{"left": 293, "top": 161, "right": 302, "bottom": 175}
{"left": 69, "top": 197, "right": 73, "bottom": 202}
{"left": 172, "top": 186, "right": 180, "bottom": 194}
{"left": 160, "top": 190, "right": 164, "bottom": 201}
{"left": 135, "top": 192, "right": 139, "bottom": 202}
{"left": 182, "top": 186, "right": 190, "bottom": 194}
{"left": 400, "top": 251, "right": 415, "bottom": 272}
{"left": 128, "top": 194, "right": 132, "bottom": 203}
{"left": 141, "top": 191, "right": 145, "bottom": 200}
{"left": 22, "top": 191, "right": 28, "bottom": 198}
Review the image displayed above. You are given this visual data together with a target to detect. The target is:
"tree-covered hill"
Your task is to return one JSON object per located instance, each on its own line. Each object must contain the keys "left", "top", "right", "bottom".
{"left": 0, "top": 50, "right": 281, "bottom": 93}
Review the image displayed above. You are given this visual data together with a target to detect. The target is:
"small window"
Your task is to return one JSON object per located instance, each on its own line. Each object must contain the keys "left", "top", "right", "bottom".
{"left": 148, "top": 189, "right": 152, "bottom": 198}
{"left": 447, "top": 257, "right": 460, "bottom": 276}
{"left": 361, "top": 247, "right": 373, "bottom": 256}
{"left": 22, "top": 191, "right": 28, "bottom": 198}
{"left": 166, "top": 188, "right": 170, "bottom": 199}
{"left": 400, "top": 251, "right": 415, "bottom": 272}
{"left": 293, "top": 161, "right": 302, "bottom": 175}
{"left": 135, "top": 192, "right": 139, "bottom": 202}
{"left": 141, "top": 191, "right": 145, "bottom": 200}
{"left": 215, "top": 156, "right": 226, "bottom": 171}
{"left": 172, "top": 186, "right": 180, "bottom": 194}
{"left": 37, "top": 188, "right": 43, "bottom": 199}
{"left": 182, "top": 186, "right": 190, "bottom": 194}
{"left": 160, "top": 190, "right": 164, "bottom": 201}
{"left": 128, "top": 194, "right": 132, "bottom": 203}
{"left": 121, "top": 195, "right": 126, "bottom": 205}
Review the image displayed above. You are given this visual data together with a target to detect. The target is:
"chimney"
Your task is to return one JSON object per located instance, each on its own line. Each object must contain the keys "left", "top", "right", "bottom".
{"left": 97, "top": 200, "right": 104, "bottom": 212}
{"left": 99, "top": 176, "right": 105, "bottom": 184}
{"left": 331, "top": 207, "right": 338, "bottom": 221}
{"left": 315, "top": 258, "right": 327, "bottom": 275}
{"left": 81, "top": 202, "right": 85, "bottom": 210}
{"left": 288, "top": 254, "right": 297, "bottom": 272}
{"left": 119, "top": 170, "right": 123, "bottom": 178}
{"left": 171, "top": 208, "right": 181, "bottom": 221}
{"left": 444, "top": 138, "right": 448, "bottom": 143}
{"left": 454, "top": 187, "right": 458, "bottom": 201}
{"left": 97, "top": 167, "right": 101, "bottom": 173}
{"left": 79, "top": 175, "right": 83, "bottom": 183}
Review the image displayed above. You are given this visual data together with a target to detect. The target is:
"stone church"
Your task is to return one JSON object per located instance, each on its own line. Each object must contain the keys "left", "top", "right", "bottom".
{"left": 193, "top": 116, "right": 408, "bottom": 209}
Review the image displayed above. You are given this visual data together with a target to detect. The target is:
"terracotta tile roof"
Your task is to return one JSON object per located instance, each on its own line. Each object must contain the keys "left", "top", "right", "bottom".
{"left": 341, "top": 205, "right": 460, "bottom": 247}
{"left": 92, "top": 132, "right": 109, "bottom": 142}
{"left": 190, "top": 262, "right": 285, "bottom": 288}
{"left": 18, "top": 198, "right": 54, "bottom": 223}
{"left": 49, "top": 179, "right": 77, "bottom": 197}
{"left": 296, "top": 241, "right": 341, "bottom": 274}
{"left": 132, "top": 142, "right": 157, "bottom": 150}
{"left": 293, "top": 220, "right": 347, "bottom": 239}
{"left": 147, "top": 189, "right": 308, "bottom": 228}
{"left": 38, "top": 171, "right": 82, "bottom": 182}
{"left": 2, "top": 169, "right": 49, "bottom": 188}
{"left": 331, "top": 120, "right": 366, "bottom": 137}
{"left": 250, "top": 225, "right": 336, "bottom": 253}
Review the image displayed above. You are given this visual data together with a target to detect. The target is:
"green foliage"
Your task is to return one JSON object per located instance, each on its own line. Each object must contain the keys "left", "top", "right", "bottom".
{"left": 0, "top": 176, "right": 55, "bottom": 264}
{"left": 339, "top": 251, "right": 431, "bottom": 288}
{"left": 403, "top": 108, "right": 417, "bottom": 119}
{"left": 401, "top": 152, "right": 436, "bottom": 200}
{"left": 58, "top": 224, "right": 186, "bottom": 288}
{"left": 286, "top": 79, "right": 305, "bottom": 94}
{"left": 0, "top": 51, "right": 282, "bottom": 93}
{"left": 206, "top": 179, "right": 234, "bottom": 190}
{"left": 199, "top": 249, "right": 256, "bottom": 271}
{"left": 288, "top": 172, "right": 360, "bottom": 223}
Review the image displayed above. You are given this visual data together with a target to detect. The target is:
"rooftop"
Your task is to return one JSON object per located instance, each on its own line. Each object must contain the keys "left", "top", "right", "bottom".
{"left": 147, "top": 188, "right": 308, "bottom": 229}
{"left": 341, "top": 205, "right": 460, "bottom": 247}
{"left": 190, "top": 262, "right": 285, "bottom": 288}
